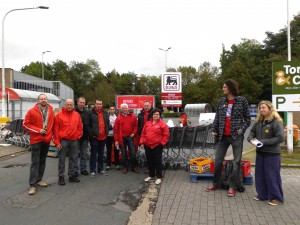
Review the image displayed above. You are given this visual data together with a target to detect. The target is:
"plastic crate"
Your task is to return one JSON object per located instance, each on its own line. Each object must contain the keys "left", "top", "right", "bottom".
{"left": 240, "top": 160, "right": 251, "bottom": 178}
{"left": 190, "top": 172, "right": 213, "bottom": 182}
{"left": 189, "top": 157, "right": 212, "bottom": 174}
{"left": 244, "top": 174, "right": 253, "bottom": 185}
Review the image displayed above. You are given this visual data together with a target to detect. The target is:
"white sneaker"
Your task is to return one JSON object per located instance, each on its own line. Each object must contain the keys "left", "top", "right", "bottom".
{"left": 144, "top": 177, "right": 152, "bottom": 182}
{"left": 99, "top": 171, "right": 108, "bottom": 176}
{"left": 106, "top": 166, "right": 111, "bottom": 170}
{"left": 155, "top": 179, "right": 162, "bottom": 185}
{"left": 28, "top": 186, "right": 36, "bottom": 195}
{"left": 37, "top": 181, "right": 48, "bottom": 187}
{"left": 90, "top": 172, "right": 96, "bottom": 177}
{"left": 116, "top": 165, "right": 120, "bottom": 170}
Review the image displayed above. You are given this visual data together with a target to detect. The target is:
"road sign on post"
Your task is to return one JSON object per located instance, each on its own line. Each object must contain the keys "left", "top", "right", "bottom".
{"left": 161, "top": 72, "right": 182, "bottom": 108}
{"left": 272, "top": 61, "right": 300, "bottom": 154}
{"left": 272, "top": 61, "right": 300, "bottom": 111}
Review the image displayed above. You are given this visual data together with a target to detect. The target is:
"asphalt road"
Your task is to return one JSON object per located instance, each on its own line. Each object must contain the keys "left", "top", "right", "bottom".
{"left": 0, "top": 148, "right": 147, "bottom": 225}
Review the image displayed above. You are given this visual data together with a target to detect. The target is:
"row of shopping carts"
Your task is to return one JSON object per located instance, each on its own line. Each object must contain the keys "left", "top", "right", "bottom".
{"left": 3, "top": 119, "right": 30, "bottom": 149}
{"left": 162, "top": 124, "right": 216, "bottom": 171}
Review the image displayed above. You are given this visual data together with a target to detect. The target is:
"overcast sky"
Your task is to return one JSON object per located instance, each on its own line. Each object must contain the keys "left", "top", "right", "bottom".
{"left": 1, "top": 0, "right": 300, "bottom": 76}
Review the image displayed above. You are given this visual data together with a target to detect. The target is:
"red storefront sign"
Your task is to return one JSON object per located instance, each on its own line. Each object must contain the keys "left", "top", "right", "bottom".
{"left": 116, "top": 95, "right": 155, "bottom": 109}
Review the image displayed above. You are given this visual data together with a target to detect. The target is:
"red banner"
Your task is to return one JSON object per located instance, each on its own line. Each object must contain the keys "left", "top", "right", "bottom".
{"left": 116, "top": 95, "right": 155, "bottom": 109}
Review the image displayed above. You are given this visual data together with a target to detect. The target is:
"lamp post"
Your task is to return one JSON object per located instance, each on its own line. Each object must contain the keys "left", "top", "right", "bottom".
{"left": 42, "top": 50, "right": 51, "bottom": 80}
{"left": 1, "top": 6, "right": 49, "bottom": 117}
{"left": 286, "top": 0, "right": 293, "bottom": 153}
{"left": 159, "top": 47, "right": 171, "bottom": 72}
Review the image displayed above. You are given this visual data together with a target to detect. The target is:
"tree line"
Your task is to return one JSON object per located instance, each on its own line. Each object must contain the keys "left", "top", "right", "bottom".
{"left": 21, "top": 13, "right": 300, "bottom": 110}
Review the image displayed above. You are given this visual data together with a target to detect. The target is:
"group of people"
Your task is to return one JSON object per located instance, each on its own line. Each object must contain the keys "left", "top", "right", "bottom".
{"left": 205, "top": 79, "right": 285, "bottom": 206}
{"left": 22, "top": 79, "right": 285, "bottom": 206}
{"left": 23, "top": 95, "right": 169, "bottom": 195}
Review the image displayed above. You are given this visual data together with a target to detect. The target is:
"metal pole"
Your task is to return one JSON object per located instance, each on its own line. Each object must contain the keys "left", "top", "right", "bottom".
{"left": 1, "top": 6, "right": 49, "bottom": 117}
{"left": 42, "top": 50, "right": 51, "bottom": 80}
{"left": 42, "top": 52, "right": 44, "bottom": 80}
{"left": 286, "top": 0, "right": 293, "bottom": 154}
{"left": 159, "top": 47, "right": 171, "bottom": 72}
{"left": 165, "top": 51, "right": 168, "bottom": 72}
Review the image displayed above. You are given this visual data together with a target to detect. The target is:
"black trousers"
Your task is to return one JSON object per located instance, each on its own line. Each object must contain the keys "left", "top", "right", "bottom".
{"left": 145, "top": 144, "right": 163, "bottom": 178}
{"left": 29, "top": 142, "right": 49, "bottom": 187}
{"left": 106, "top": 136, "right": 120, "bottom": 166}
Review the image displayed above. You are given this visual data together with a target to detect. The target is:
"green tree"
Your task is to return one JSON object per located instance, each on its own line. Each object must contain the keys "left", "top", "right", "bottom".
{"left": 21, "top": 61, "right": 43, "bottom": 78}
{"left": 115, "top": 72, "right": 137, "bottom": 95}
{"left": 222, "top": 59, "right": 262, "bottom": 103}
{"left": 178, "top": 66, "right": 198, "bottom": 85}
{"left": 50, "top": 60, "right": 70, "bottom": 84}
{"left": 197, "top": 62, "right": 220, "bottom": 107}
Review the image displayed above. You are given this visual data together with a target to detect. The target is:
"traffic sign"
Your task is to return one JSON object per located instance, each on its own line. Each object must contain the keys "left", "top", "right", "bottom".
{"left": 272, "top": 61, "right": 300, "bottom": 111}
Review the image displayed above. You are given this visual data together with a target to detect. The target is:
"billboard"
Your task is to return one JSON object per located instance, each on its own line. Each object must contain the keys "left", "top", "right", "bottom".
{"left": 272, "top": 61, "right": 300, "bottom": 111}
{"left": 161, "top": 72, "right": 182, "bottom": 107}
{"left": 115, "top": 95, "right": 155, "bottom": 109}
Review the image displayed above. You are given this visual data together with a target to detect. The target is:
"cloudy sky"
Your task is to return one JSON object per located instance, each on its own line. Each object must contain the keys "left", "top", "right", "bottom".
{"left": 1, "top": 0, "right": 300, "bottom": 76}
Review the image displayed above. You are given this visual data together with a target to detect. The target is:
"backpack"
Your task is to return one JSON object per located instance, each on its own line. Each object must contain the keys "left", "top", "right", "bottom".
{"left": 220, "top": 160, "right": 245, "bottom": 193}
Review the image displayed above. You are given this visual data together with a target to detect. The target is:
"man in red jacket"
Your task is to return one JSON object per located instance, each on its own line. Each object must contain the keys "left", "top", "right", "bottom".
{"left": 114, "top": 103, "right": 139, "bottom": 174}
{"left": 23, "top": 93, "right": 55, "bottom": 195}
{"left": 54, "top": 99, "right": 83, "bottom": 185}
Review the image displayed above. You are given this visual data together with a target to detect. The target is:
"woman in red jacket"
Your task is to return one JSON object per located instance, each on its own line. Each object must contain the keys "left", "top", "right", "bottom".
{"left": 140, "top": 109, "right": 170, "bottom": 185}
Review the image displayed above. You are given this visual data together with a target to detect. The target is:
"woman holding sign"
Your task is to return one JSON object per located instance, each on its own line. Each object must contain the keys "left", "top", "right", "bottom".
{"left": 247, "top": 100, "right": 285, "bottom": 206}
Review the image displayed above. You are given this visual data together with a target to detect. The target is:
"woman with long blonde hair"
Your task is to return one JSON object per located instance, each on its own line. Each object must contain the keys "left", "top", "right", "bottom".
{"left": 247, "top": 100, "right": 284, "bottom": 206}
{"left": 255, "top": 101, "right": 283, "bottom": 123}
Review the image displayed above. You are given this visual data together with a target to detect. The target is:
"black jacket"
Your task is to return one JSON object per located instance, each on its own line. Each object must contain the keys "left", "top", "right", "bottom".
{"left": 247, "top": 118, "right": 284, "bottom": 154}
{"left": 137, "top": 107, "right": 154, "bottom": 136}
{"left": 75, "top": 106, "right": 89, "bottom": 140}
{"left": 88, "top": 108, "right": 110, "bottom": 139}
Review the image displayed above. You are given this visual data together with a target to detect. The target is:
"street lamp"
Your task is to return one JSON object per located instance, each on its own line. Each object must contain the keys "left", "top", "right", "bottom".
{"left": 1, "top": 6, "right": 49, "bottom": 118}
{"left": 42, "top": 50, "right": 51, "bottom": 80}
{"left": 159, "top": 47, "right": 171, "bottom": 72}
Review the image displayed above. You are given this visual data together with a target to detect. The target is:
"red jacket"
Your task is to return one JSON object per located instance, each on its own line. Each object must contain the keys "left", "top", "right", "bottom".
{"left": 140, "top": 119, "right": 170, "bottom": 149}
{"left": 114, "top": 113, "right": 138, "bottom": 146}
{"left": 53, "top": 107, "right": 83, "bottom": 147}
{"left": 23, "top": 103, "right": 55, "bottom": 144}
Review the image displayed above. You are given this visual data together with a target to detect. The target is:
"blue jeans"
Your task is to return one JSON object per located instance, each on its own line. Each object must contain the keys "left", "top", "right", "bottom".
{"left": 74, "top": 138, "right": 88, "bottom": 172}
{"left": 120, "top": 136, "right": 137, "bottom": 169}
{"left": 213, "top": 135, "right": 243, "bottom": 189}
{"left": 255, "top": 153, "right": 284, "bottom": 202}
{"left": 58, "top": 140, "right": 79, "bottom": 177}
{"left": 89, "top": 138, "right": 106, "bottom": 173}
{"left": 29, "top": 142, "right": 49, "bottom": 187}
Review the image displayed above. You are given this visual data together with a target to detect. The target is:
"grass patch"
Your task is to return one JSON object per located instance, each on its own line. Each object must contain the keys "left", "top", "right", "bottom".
{"left": 242, "top": 146, "right": 300, "bottom": 165}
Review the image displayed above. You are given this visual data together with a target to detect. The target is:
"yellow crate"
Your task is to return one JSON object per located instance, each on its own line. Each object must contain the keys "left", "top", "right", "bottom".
{"left": 189, "top": 157, "right": 212, "bottom": 174}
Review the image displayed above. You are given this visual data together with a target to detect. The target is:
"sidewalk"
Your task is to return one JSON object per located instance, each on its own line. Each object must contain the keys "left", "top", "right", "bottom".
{"left": 0, "top": 142, "right": 28, "bottom": 159}
{"left": 152, "top": 168, "right": 300, "bottom": 225}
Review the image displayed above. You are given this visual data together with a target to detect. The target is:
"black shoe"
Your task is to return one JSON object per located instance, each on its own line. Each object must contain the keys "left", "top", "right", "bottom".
{"left": 131, "top": 167, "right": 140, "bottom": 173}
{"left": 81, "top": 170, "right": 89, "bottom": 176}
{"left": 58, "top": 176, "right": 65, "bottom": 185}
{"left": 74, "top": 172, "right": 79, "bottom": 177}
{"left": 69, "top": 176, "right": 80, "bottom": 183}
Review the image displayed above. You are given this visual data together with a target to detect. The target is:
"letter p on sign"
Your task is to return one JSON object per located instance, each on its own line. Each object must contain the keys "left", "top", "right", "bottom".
{"left": 276, "top": 97, "right": 286, "bottom": 109}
